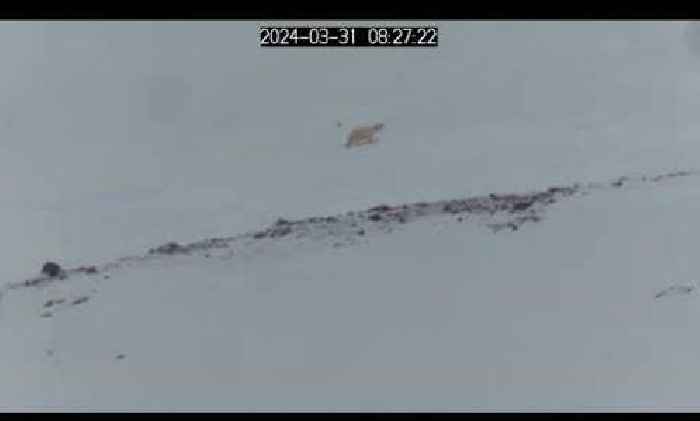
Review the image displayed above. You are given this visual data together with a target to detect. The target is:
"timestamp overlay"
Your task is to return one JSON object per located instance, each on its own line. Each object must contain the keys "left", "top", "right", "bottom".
{"left": 259, "top": 26, "right": 438, "bottom": 48}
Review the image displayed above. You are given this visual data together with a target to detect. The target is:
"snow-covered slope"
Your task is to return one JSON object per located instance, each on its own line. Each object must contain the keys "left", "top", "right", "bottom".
{"left": 3, "top": 21, "right": 700, "bottom": 284}
{"left": 3, "top": 170, "right": 700, "bottom": 411}
{"left": 5, "top": 21, "right": 700, "bottom": 411}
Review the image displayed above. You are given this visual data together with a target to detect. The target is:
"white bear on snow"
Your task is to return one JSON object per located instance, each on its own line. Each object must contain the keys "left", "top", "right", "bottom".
{"left": 345, "top": 123, "right": 385, "bottom": 148}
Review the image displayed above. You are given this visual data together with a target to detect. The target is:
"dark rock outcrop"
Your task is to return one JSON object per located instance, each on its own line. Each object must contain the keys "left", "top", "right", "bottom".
{"left": 71, "top": 296, "right": 89, "bottom": 306}
{"left": 41, "top": 262, "right": 62, "bottom": 278}
{"left": 149, "top": 242, "right": 188, "bottom": 255}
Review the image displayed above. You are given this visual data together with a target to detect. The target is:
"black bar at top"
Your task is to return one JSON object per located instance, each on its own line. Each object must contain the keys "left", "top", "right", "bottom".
{"left": 1, "top": 4, "right": 699, "bottom": 19}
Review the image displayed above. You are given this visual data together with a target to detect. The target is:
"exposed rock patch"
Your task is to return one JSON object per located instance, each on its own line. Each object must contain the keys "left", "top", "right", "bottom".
{"left": 11, "top": 169, "right": 699, "bottom": 291}
{"left": 71, "top": 296, "right": 90, "bottom": 306}
{"left": 43, "top": 298, "right": 66, "bottom": 308}
{"left": 41, "top": 262, "right": 63, "bottom": 278}
{"left": 148, "top": 242, "right": 189, "bottom": 255}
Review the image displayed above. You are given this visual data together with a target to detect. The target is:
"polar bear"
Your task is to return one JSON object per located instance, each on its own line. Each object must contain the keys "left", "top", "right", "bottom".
{"left": 345, "top": 123, "right": 385, "bottom": 148}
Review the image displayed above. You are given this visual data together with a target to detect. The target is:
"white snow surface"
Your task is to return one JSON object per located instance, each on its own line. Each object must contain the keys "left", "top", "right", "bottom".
{"left": 4, "top": 21, "right": 700, "bottom": 411}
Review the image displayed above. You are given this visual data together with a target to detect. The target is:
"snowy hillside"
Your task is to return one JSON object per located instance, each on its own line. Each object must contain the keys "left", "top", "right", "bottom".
{"left": 4, "top": 169, "right": 700, "bottom": 411}
{"left": 4, "top": 21, "right": 700, "bottom": 410}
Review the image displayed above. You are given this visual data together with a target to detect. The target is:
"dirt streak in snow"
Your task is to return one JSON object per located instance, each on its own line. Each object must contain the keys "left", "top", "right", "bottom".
{"left": 8, "top": 168, "right": 700, "bottom": 292}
